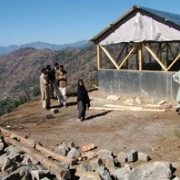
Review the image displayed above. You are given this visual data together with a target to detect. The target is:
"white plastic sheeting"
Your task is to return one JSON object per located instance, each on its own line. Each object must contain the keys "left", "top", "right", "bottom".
{"left": 99, "top": 12, "right": 180, "bottom": 45}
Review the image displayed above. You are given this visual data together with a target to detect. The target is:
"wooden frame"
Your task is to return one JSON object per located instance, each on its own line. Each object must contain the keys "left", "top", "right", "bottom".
{"left": 97, "top": 42, "right": 180, "bottom": 72}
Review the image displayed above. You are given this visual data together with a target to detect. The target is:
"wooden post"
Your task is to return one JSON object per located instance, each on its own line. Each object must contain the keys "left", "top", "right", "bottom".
{"left": 97, "top": 45, "right": 102, "bottom": 70}
{"left": 149, "top": 42, "right": 152, "bottom": 64}
{"left": 138, "top": 43, "right": 143, "bottom": 71}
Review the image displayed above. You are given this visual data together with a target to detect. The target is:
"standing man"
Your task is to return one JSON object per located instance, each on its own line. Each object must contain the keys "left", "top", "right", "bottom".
{"left": 172, "top": 70, "right": 180, "bottom": 113}
{"left": 40, "top": 67, "right": 51, "bottom": 110}
{"left": 54, "top": 63, "right": 63, "bottom": 104}
{"left": 56, "top": 65, "right": 68, "bottom": 107}
{"left": 46, "top": 65, "right": 55, "bottom": 99}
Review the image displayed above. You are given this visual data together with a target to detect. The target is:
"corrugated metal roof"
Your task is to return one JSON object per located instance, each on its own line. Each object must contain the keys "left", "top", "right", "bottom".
{"left": 141, "top": 6, "right": 180, "bottom": 26}
{"left": 89, "top": 5, "right": 180, "bottom": 43}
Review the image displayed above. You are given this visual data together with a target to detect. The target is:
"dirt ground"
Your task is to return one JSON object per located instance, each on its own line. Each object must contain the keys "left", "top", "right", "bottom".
{"left": 0, "top": 90, "right": 180, "bottom": 177}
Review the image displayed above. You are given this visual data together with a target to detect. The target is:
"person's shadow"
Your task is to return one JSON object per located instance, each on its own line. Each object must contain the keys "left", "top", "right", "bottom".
{"left": 67, "top": 101, "right": 77, "bottom": 107}
{"left": 85, "top": 110, "right": 112, "bottom": 121}
{"left": 50, "top": 101, "right": 77, "bottom": 109}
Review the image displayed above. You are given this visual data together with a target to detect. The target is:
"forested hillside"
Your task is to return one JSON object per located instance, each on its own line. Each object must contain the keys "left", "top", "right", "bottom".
{"left": 0, "top": 45, "right": 97, "bottom": 115}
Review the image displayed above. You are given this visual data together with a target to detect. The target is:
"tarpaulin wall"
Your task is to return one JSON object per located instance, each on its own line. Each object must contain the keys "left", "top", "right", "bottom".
{"left": 97, "top": 11, "right": 180, "bottom": 45}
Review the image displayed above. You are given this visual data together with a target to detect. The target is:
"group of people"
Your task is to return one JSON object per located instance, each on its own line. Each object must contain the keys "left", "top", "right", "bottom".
{"left": 40, "top": 63, "right": 68, "bottom": 109}
{"left": 39, "top": 63, "right": 90, "bottom": 121}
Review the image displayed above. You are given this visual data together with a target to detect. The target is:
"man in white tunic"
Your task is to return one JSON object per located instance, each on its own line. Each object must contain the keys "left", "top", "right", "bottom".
{"left": 56, "top": 65, "right": 67, "bottom": 107}
{"left": 40, "top": 68, "right": 51, "bottom": 109}
{"left": 172, "top": 70, "right": 180, "bottom": 113}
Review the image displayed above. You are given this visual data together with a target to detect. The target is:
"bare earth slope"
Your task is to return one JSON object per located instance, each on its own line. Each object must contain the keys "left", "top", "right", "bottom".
{"left": 0, "top": 90, "right": 180, "bottom": 176}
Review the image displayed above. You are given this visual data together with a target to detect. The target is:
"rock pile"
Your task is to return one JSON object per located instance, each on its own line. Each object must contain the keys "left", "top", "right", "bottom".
{"left": 0, "top": 136, "right": 58, "bottom": 179}
{"left": 0, "top": 135, "right": 179, "bottom": 180}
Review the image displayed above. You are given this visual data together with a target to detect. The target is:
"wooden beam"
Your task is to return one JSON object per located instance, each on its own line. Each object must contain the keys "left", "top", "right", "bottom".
{"left": 138, "top": 43, "right": 143, "bottom": 71}
{"left": 162, "top": 43, "right": 168, "bottom": 51}
{"left": 90, "top": 106, "right": 165, "bottom": 112}
{"left": 144, "top": 44, "right": 167, "bottom": 71}
{"left": 105, "top": 104, "right": 142, "bottom": 110}
{"left": 148, "top": 42, "right": 152, "bottom": 63}
{"left": 116, "top": 44, "right": 127, "bottom": 63}
{"left": 100, "top": 45, "right": 119, "bottom": 70}
{"left": 4, "top": 137, "right": 70, "bottom": 179}
{"left": 0, "top": 127, "right": 74, "bottom": 165}
{"left": 35, "top": 144, "right": 74, "bottom": 165}
{"left": 167, "top": 43, "right": 175, "bottom": 60}
{"left": 97, "top": 45, "right": 102, "bottom": 69}
{"left": 167, "top": 53, "right": 180, "bottom": 71}
{"left": 118, "top": 46, "right": 135, "bottom": 69}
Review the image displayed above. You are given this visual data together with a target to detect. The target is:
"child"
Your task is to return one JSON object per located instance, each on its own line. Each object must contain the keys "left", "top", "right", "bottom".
{"left": 77, "top": 79, "right": 90, "bottom": 121}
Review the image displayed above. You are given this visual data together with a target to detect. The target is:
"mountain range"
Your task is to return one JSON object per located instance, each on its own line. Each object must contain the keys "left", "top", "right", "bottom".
{"left": 0, "top": 40, "right": 91, "bottom": 55}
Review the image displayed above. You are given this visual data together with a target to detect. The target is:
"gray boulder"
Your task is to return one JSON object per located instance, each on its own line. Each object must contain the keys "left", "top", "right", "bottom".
{"left": 67, "top": 147, "right": 80, "bottom": 159}
{"left": 97, "top": 149, "right": 113, "bottom": 160}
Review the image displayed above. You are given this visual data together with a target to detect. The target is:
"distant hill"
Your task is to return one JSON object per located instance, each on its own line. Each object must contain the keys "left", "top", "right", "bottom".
{"left": 0, "top": 40, "right": 92, "bottom": 55}
{"left": 0, "top": 45, "right": 97, "bottom": 101}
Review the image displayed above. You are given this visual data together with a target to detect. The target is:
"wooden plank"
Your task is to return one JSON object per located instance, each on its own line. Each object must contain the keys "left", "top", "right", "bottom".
{"left": 116, "top": 44, "right": 127, "bottom": 62}
{"left": 105, "top": 104, "right": 163, "bottom": 110}
{"left": 0, "top": 127, "right": 35, "bottom": 147}
{"left": 4, "top": 137, "right": 70, "bottom": 179}
{"left": 144, "top": 45, "right": 167, "bottom": 71}
{"left": 35, "top": 144, "right": 74, "bottom": 165}
{"left": 138, "top": 43, "right": 143, "bottom": 71}
{"left": 98, "top": 68, "right": 144, "bottom": 72}
{"left": 0, "top": 127, "right": 74, "bottom": 165}
{"left": 97, "top": 45, "right": 102, "bottom": 70}
{"left": 0, "top": 127, "right": 12, "bottom": 137}
{"left": 118, "top": 47, "right": 135, "bottom": 69}
{"left": 100, "top": 45, "right": 119, "bottom": 69}
{"left": 144, "top": 104, "right": 161, "bottom": 108}
{"left": 90, "top": 106, "right": 118, "bottom": 110}
{"left": 90, "top": 106, "right": 165, "bottom": 112}
{"left": 167, "top": 53, "right": 180, "bottom": 71}
{"left": 105, "top": 104, "right": 142, "bottom": 110}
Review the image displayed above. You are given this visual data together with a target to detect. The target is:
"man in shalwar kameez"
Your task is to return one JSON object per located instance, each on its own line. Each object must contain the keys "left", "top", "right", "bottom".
{"left": 172, "top": 70, "right": 180, "bottom": 113}
{"left": 40, "top": 68, "right": 51, "bottom": 109}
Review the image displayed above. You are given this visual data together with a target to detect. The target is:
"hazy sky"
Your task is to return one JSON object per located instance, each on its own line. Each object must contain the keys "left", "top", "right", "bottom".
{"left": 0, "top": 0, "right": 180, "bottom": 46}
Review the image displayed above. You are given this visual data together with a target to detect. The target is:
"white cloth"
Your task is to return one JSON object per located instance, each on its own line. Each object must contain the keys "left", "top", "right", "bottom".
{"left": 99, "top": 12, "right": 180, "bottom": 45}
{"left": 172, "top": 70, "right": 180, "bottom": 102}
{"left": 59, "top": 87, "right": 66, "bottom": 97}
{"left": 59, "top": 87, "right": 67, "bottom": 105}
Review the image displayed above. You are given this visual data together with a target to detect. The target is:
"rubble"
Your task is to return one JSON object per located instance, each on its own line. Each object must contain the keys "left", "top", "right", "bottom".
{"left": 0, "top": 127, "right": 179, "bottom": 179}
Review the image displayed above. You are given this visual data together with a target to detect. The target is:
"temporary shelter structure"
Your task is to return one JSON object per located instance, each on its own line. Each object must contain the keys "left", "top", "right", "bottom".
{"left": 89, "top": 5, "right": 180, "bottom": 99}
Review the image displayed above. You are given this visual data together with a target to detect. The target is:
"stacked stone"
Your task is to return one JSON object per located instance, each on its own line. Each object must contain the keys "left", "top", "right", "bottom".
{"left": 0, "top": 136, "right": 56, "bottom": 179}
{"left": 0, "top": 136, "right": 179, "bottom": 180}
{"left": 54, "top": 143, "right": 179, "bottom": 180}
